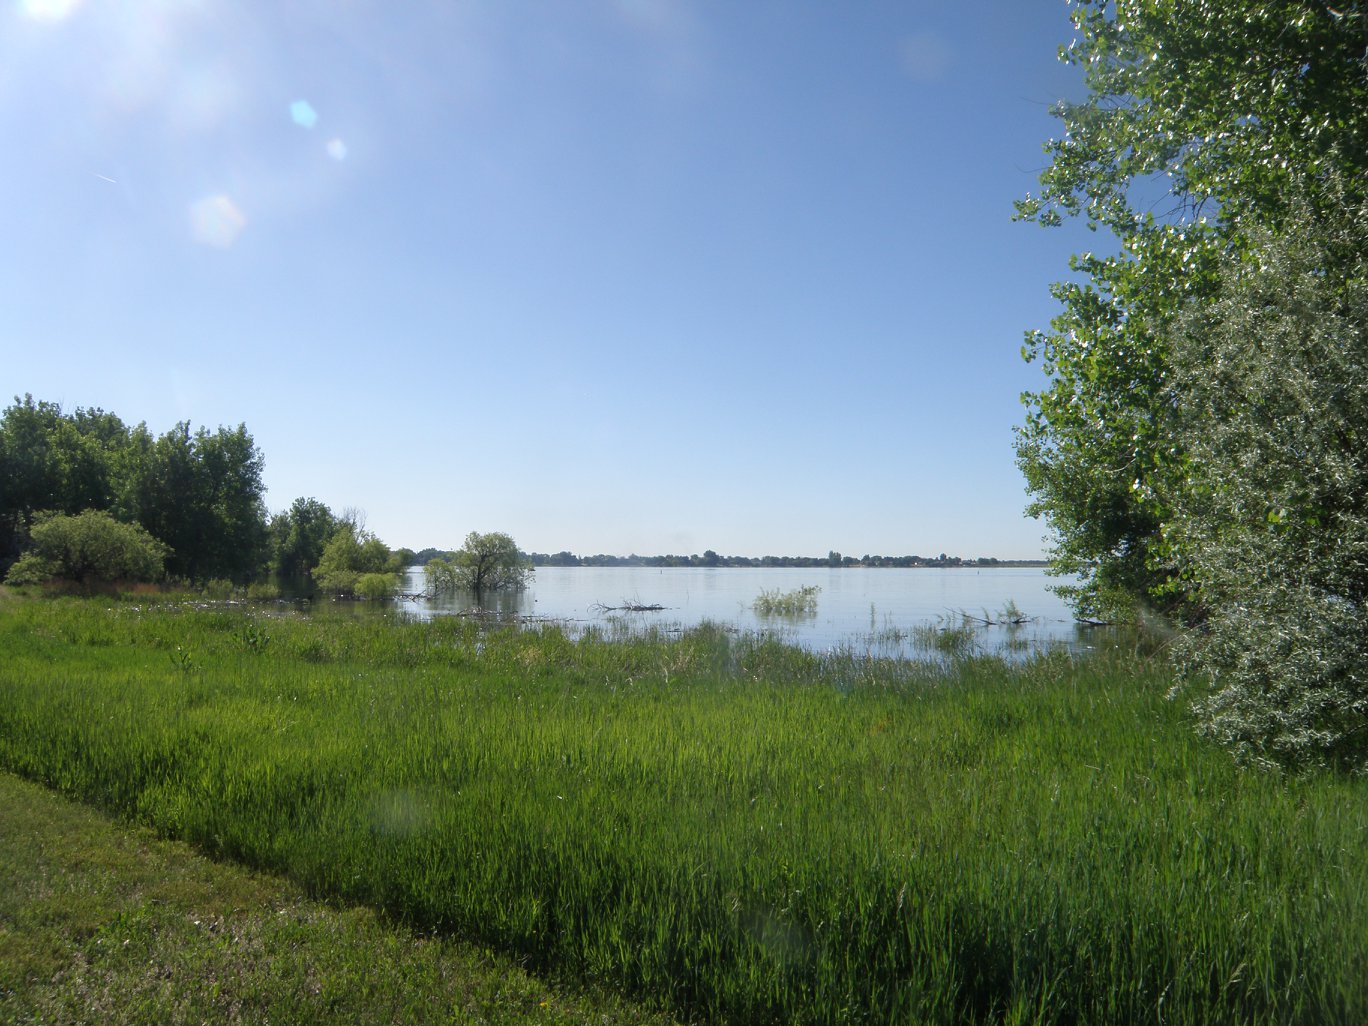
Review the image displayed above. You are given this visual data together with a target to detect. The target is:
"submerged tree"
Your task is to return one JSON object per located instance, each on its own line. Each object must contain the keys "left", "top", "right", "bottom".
{"left": 426, "top": 531, "right": 531, "bottom": 596}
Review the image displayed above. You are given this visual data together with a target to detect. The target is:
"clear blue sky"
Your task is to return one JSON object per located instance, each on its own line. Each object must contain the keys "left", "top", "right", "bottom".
{"left": 3, "top": 0, "right": 1092, "bottom": 559}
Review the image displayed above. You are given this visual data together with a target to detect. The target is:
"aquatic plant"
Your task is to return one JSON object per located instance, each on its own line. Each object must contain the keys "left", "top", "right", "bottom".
{"left": 752, "top": 585, "right": 820, "bottom": 617}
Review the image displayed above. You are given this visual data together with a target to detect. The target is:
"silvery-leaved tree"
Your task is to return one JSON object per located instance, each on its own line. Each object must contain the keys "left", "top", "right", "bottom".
{"left": 1016, "top": 0, "right": 1368, "bottom": 622}
{"left": 1166, "top": 193, "right": 1368, "bottom": 771}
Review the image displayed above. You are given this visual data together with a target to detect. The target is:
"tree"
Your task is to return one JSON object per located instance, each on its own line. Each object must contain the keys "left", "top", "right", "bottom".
{"left": 313, "top": 522, "right": 396, "bottom": 597}
{"left": 426, "top": 531, "right": 531, "bottom": 595}
{"left": 5, "top": 509, "right": 168, "bottom": 588}
{"left": 0, "top": 396, "right": 132, "bottom": 572}
{"left": 122, "top": 422, "right": 270, "bottom": 584}
{"left": 269, "top": 497, "right": 340, "bottom": 581}
{"left": 1016, "top": 0, "right": 1368, "bottom": 620}
{"left": 1165, "top": 193, "right": 1368, "bottom": 770}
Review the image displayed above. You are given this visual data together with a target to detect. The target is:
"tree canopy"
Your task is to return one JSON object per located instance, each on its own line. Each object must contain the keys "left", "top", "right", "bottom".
{"left": 1167, "top": 194, "right": 1368, "bottom": 770}
{"left": 312, "top": 521, "right": 400, "bottom": 597}
{"left": 269, "top": 497, "right": 341, "bottom": 582}
{"left": 1016, "top": 0, "right": 1368, "bottom": 620}
{"left": 426, "top": 531, "right": 531, "bottom": 596}
{"left": 1021, "top": 2, "right": 1368, "bottom": 767}
{"left": 0, "top": 397, "right": 271, "bottom": 585}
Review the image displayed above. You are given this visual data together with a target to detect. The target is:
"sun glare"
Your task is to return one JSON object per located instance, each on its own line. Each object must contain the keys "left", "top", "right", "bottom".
{"left": 19, "top": 0, "right": 82, "bottom": 20}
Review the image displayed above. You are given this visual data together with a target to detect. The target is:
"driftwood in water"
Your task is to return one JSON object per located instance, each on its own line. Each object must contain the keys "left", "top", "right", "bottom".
{"left": 591, "top": 599, "right": 667, "bottom": 613}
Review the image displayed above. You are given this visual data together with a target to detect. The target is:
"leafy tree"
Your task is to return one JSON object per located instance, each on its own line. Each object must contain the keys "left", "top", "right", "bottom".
{"left": 123, "top": 422, "right": 269, "bottom": 584}
{"left": 0, "top": 396, "right": 132, "bottom": 571}
{"left": 269, "top": 497, "right": 340, "bottom": 581}
{"left": 1166, "top": 193, "right": 1368, "bottom": 770}
{"left": 1016, "top": 0, "right": 1368, "bottom": 620}
{"left": 313, "top": 523, "right": 396, "bottom": 597}
{"left": 5, "top": 509, "right": 168, "bottom": 588}
{"left": 426, "top": 531, "right": 531, "bottom": 595}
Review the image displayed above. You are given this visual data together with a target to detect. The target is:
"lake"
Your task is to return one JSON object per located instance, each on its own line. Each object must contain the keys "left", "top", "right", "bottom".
{"left": 396, "top": 565, "right": 1107, "bottom": 659}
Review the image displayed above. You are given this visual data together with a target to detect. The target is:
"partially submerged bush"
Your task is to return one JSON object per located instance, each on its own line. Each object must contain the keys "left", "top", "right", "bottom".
{"left": 752, "top": 585, "right": 819, "bottom": 617}
{"left": 355, "top": 572, "right": 399, "bottom": 600}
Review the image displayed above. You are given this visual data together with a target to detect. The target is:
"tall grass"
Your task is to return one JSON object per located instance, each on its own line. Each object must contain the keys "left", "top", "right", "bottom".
{"left": 1, "top": 597, "right": 1365, "bottom": 1025}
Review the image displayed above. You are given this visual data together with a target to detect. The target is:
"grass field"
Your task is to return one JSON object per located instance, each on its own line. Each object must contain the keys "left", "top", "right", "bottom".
{"left": 2, "top": 596, "right": 1365, "bottom": 1024}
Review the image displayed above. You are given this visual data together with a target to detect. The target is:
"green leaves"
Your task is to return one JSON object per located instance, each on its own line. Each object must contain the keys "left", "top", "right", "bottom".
{"left": 1165, "top": 194, "right": 1368, "bottom": 768}
{"left": 4, "top": 509, "right": 168, "bottom": 588}
{"left": 314, "top": 522, "right": 397, "bottom": 597}
{"left": 427, "top": 531, "right": 532, "bottom": 596}
{"left": 1017, "top": 0, "right": 1368, "bottom": 621}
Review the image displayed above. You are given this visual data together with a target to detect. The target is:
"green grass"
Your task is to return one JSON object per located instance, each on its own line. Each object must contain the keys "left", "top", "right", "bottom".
{"left": 0, "top": 770, "right": 676, "bottom": 1025}
{"left": 1, "top": 596, "right": 1366, "bottom": 1025}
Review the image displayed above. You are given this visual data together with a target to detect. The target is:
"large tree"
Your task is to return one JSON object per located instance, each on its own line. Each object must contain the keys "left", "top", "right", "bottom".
{"left": 1166, "top": 193, "right": 1368, "bottom": 770}
{"left": 1016, "top": 0, "right": 1367, "bottom": 620}
{"left": 122, "top": 422, "right": 269, "bottom": 584}
{"left": 0, "top": 396, "right": 132, "bottom": 570}
{"left": 269, "top": 497, "right": 340, "bottom": 582}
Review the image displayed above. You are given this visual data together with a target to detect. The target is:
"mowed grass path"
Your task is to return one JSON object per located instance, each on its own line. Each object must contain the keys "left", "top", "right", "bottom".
{"left": 0, "top": 770, "right": 677, "bottom": 1025}
{"left": 2, "top": 596, "right": 1366, "bottom": 1024}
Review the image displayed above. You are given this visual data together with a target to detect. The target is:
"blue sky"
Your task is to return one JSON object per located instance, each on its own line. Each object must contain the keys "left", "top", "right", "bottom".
{"left": 3, "top": 0, "right": 1092, "bottom": 559}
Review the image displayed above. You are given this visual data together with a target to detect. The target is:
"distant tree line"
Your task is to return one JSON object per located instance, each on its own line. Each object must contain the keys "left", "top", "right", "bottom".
{"left": 522, "top": 550, "right": 1041, "bottom": 569}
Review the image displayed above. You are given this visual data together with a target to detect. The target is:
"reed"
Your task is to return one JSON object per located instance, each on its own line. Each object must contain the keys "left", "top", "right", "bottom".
{"left": 1, "top": 597, "right": 1364, "bottom": 1025}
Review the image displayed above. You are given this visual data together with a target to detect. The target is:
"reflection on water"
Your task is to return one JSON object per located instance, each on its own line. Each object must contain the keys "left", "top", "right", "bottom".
{"left": 392, "top": 565, "right": 1113, "bottom": 660}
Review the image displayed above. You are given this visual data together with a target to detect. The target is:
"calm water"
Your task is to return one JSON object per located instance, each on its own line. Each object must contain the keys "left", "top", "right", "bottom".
{"left": 396, "top": 565, "right": 1105, "bottom": 659}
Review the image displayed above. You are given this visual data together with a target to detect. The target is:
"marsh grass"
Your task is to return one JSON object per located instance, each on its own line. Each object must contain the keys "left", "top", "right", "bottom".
{"left": 1, "top": 597, "right": 1365, "bottom": 1025}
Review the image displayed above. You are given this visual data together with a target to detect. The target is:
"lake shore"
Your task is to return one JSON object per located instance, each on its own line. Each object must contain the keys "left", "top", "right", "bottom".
{"left": 2, "top": 596, "right": 1364, "bottom": 1025}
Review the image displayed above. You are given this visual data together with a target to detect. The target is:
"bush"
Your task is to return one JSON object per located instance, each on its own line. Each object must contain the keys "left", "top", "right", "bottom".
{"left": 314, "top": 523, "right": 394, "bottom": 597}
{"left": 4, "top": 510, "right": 168, "bottom": 588}
{"left": 752, "top": 585, "right": 819, "bottom": 617}
{"left": 355, "top": 572, "right": 398, "bottom": 600}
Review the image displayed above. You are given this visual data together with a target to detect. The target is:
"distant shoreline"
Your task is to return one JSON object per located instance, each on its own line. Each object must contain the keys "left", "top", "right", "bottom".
{"left": 412, "top": 548, "right": 1051, "bottom": 571}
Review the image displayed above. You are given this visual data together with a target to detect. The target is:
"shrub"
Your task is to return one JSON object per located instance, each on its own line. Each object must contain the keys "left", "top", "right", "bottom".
{"left": 752, "top": 585, "right": 820, "bottom": 617}
{"left": 4, "top": 510, "right": 168, "bottom": 588}
{"left": 355, "top": 572, "right": 399, "bottom": 600}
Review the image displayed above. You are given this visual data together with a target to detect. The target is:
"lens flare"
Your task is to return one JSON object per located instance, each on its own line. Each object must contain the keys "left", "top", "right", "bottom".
{"left": 189, "top": 194, "right": 246, "bottom": 249}
{"left": 19, "top": 0, "right": 82, "bottom": 21}
{"left": 326, "top": 138, "right": 347, "bottom": 161}
{"left": 289, "top": 99, "right": 318, "bottom": 129}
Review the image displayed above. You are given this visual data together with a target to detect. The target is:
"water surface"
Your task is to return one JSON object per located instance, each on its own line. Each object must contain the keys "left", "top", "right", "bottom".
{"left": 397, "top": 565, "right": 1102, "bottom": 659}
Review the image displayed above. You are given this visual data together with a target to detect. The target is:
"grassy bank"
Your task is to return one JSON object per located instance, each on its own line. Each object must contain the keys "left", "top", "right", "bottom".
{"left": 0, "top": 770, "right": 675, "bottom": 1025}
{"left": 1, "top": 597, "right": 1365, "bottom": 1024}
